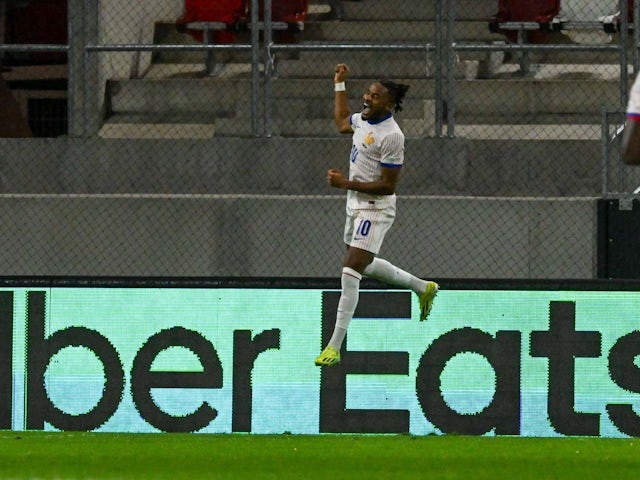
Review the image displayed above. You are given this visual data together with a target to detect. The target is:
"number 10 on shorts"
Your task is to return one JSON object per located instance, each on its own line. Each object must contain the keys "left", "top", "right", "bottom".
{"left": 356, "top": 219, "right": 371, "bottom": 237}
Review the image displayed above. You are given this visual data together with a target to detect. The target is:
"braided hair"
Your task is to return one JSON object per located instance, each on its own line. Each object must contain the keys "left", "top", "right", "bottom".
{"left": 379, "top": 80, "right": 410, "bottom": 113}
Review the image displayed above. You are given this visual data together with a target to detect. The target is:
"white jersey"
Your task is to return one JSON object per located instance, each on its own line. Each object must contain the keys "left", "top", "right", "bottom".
{"left": 347, "top": 112, "right": 405, "bottom": 210}
{"left": 627, "top": 73, "right": 640, "bottom": 121}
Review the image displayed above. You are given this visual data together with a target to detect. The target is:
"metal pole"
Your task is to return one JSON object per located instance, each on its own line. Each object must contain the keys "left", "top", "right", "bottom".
{"left": 87, "top": 0, "right": 101, "bottom": 136}
{"left": 251, "top": 0, "right": 260, "bottom": 136}
{"left": 446, "top": 0, "right": 455, "bottom": 137}
{"left": 620, "top": 0, "right": 629, "bottom": 109}
{"left": 517, "top": 26, "right": 530, "bottom": 75}
{"left": 264, "top": 0, "right": 273, "bottom": 137}
{"left": 68, "top": 0, "right": 84, "bottom": 136}
{"left": 634, "top": 0, "right": 639, "bottom": 74}
{"left": 434, "top": 0, "right": 443, "bottom": 137}
{"left": 601, "top": 108, "right": 609, "bottom": 196}
{"left": 0, "top": 0, "right": 5, "bottom": 67}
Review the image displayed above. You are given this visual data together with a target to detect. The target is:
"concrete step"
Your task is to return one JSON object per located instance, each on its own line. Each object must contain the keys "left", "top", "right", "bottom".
{"left": 100, "top": 114, "right": 602, "bottom": 140}
{"left": 339, "top": 0, "right": 497, "bottom": 21}
{"left": 151, "top": 20, "right": 502, "bottom": 65}
{"left": 269, "top": 97, "right": 433, "bottom": 119}
{"left": 452, "top": 124, "right": 602, "bottom": 140}
{"left": 100, "top": 113, "right": 436, "bottom": 138}
{"left": 108, "top": 72, "right": 619, "bottom": 117}
{"left": 272, "top": 50, "right": 477, "bottom": 79}
{"left": 99, "top": 122, "right": 216, "bottom": 139}
{"left": 454, "top": 78, "right": 619, "bottom": 116}
{"left": 288, "top": 20, "right": 504, "bottom": 43}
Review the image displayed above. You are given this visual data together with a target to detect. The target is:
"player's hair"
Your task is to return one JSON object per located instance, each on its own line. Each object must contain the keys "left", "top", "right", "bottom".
{"left": 379, "top": 80, "right": 410, "bottom": 112}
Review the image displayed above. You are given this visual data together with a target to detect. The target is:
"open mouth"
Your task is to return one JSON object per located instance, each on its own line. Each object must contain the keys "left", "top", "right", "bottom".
{"left": 362, "top": 103, "right": 371, "bottom": 116}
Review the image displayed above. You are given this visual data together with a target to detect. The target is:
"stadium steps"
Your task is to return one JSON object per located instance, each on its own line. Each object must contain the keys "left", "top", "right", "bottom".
{"left": 337, "top": 0, "right": 496, "bottom": 21}
{"left": 102, "top": 72, "right": 616, "bottom": 138}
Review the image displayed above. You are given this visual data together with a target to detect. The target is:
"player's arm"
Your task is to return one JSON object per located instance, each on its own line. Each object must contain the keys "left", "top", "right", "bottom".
{"left": 334, "top": 64, "right": 353, "bottom": 134}
{"left": 327, "top": 165, "right": 401, "bottom": 196}
{"left": 622, "top": 118, "right": 640, "bottom": 165}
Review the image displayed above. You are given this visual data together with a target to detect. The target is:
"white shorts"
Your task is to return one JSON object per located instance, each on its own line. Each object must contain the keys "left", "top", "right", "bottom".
{"left": 343, "top": 205, "right": 396, "bottom": 254}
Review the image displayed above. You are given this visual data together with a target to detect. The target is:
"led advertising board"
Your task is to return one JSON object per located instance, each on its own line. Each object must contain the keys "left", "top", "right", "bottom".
{"left": 1, "top": 282, "right": 639, "bottom": 437}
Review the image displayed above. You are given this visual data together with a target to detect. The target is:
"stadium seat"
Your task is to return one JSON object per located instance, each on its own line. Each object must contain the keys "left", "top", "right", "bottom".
{"left": 268, "top": 0, "right": 308, "bottom": 29}
{"left": 176, "top": 0, "right": 248, "bottom": 74}
{"left": 176, "top": 0, "right": 247, "bottom": 43}
{"left": 553, "top": 0, "right": 622, "bottom": 43}
{"left": 175, "top": 0, "right": 308, "bottom": 73}
{"left": 253, "top": 0, "right": 309, "bottom": 43}
{"left": 489, "top": 0, "right": 562, "bottom": 44}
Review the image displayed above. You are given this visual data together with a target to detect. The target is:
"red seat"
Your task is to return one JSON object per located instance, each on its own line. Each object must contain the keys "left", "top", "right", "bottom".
{"left": 4, "top": 0, "right": 68, "bottom": 64}
{"left": 268, "top": 0, "right": 308, "bottom": 25}
{"left": 489, "top": 0, "right": 561, "bottom": 43}
{"left": 176, "top": 0, "right": 248, "bottom": 44}
{"left": 256, "top": 0, "right": 308, "bottom": 42}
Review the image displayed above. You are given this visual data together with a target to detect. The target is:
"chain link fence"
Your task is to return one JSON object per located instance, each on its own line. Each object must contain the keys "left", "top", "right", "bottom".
{"left": 0, "top": 0, "right": 638, "bottom": 279}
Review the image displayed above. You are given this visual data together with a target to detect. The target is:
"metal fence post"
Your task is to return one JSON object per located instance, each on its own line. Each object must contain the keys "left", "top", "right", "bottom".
{"left": 634, "top": 0, "right": 639, "bottom": 74}
{"left": 263, "top": 0, "right": 273, "bottom": 137}
{"left": 620, "top": 0, "right": 629, "bottom": 109}
{"left": 446, "top": 0, "right": 456, "bottom": 138}
{"left": 68, "top": 0, "right": 85, "bottom": 136}
{"left": 251, "top": 0, "right": 261, "bottom": 137}
{"left": 434, "top": 0, "right": 443, "bottom": 137}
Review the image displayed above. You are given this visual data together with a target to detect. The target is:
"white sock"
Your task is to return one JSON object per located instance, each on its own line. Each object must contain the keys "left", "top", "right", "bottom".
{"left": 363, "top": 257, "right": 427, "bottom": 295}
{"left": 328, "top": 267, "right": 362, "bottom": 351}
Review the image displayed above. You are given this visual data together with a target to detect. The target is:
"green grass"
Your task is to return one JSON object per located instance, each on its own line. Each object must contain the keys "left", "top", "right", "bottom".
{"left": 1, "top": 432, "right": 639, "bottom": 479}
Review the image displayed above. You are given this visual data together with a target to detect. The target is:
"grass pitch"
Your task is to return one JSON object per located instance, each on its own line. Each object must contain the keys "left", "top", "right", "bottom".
{"left": 1, "top": 431, "right": 639, "bottom": 479}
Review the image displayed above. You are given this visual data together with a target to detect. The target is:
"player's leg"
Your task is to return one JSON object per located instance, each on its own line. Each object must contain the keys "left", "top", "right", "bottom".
{"left": 363, "top": 258, "right": 439, "bottom": 321}
{"left": 315, "top": 263, "right": 363, "bottom": 366}
{"left": 356, "top": 207, "right": 438, "bottom": 321}
{"left": 315, "top": 209, "right": 377, "bottom": 367}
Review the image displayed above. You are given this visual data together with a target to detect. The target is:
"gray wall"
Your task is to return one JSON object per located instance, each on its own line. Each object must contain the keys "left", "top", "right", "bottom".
{"left": 0, "top": 137, "right": 601, "bottom": 278}
{"left": 0, "top": 136, "right": 604, "bottom": 195}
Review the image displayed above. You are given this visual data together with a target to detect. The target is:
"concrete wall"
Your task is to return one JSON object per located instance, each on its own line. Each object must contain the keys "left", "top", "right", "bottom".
{"left": 0, "top": 194, "right": 597, "bottom": 278}
{"left": 0, "top": 136, "right": 604, "bottom": 278}
{"left": 0, "top": 137, "right": 611, "bottom": 196}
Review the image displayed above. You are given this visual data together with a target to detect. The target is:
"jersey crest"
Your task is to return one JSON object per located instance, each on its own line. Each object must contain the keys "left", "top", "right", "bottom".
{"left": 361, "top": 132, "right": 375, "bottom": 149}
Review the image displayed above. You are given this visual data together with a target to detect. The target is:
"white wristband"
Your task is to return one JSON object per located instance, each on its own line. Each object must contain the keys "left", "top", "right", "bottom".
{"left": 334, "top": 82, "right": 346, "bottom": 92}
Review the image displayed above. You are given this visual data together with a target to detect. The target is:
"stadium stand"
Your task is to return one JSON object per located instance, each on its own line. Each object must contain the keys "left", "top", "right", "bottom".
{"left": 99, "top": 0, "right": 620, "bottom": 141}
{"left": 0, "top": 0, "right": 615, "bottom": 279}
{"left": 489, "top": 1, "right": 632, "bottom": 44}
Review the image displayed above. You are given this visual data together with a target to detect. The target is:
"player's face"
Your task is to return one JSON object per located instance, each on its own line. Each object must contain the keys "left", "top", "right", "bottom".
{"left": 361, "top": 83, "right": 395, "bottom": 121}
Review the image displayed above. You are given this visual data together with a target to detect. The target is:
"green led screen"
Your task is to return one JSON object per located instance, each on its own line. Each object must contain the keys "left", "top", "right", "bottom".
{"left": 1, "top": 285, "right": 640, "bottom": 437}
